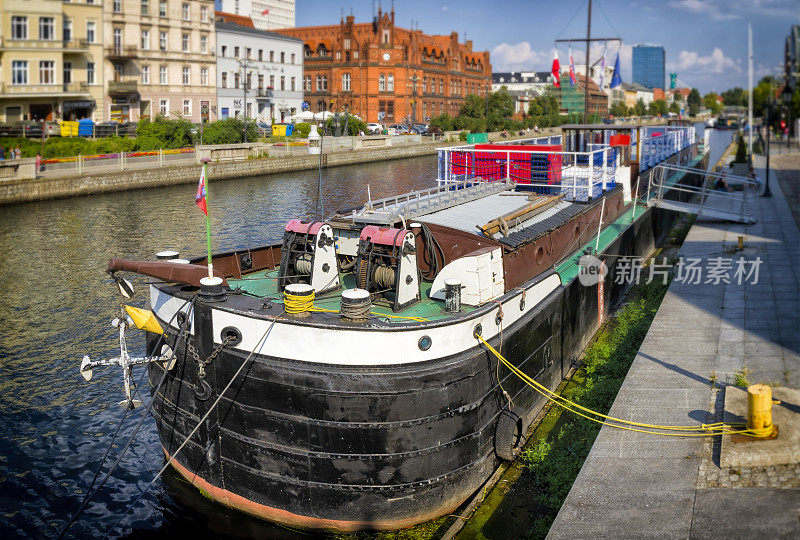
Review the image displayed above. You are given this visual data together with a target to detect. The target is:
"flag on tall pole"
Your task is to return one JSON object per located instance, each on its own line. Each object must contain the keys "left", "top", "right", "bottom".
{"left": 195, "top": 162, "right": 213, "bottom": 277}
{"left": 568, "top": 48, "right": 576, "bottom": 87}
{"left": 551, "top": 49, "right": 561, "bottom": 88}
{"left": 598, "top": 55, "right": 606, "bottom": 89}
{"left": 610, "top": 53, "right": 621, "bottom": 89}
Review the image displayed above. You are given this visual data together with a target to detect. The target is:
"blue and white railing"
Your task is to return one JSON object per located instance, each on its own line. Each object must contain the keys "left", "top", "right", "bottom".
{"left": 639, "top": 125, "right": 696, "bottom": 171}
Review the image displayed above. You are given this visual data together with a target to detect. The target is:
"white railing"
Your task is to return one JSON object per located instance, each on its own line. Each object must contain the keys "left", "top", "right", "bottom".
{"left": 437, "top": 144, "right": 619, "bottom": 202}
{"left": 639, "top": 125, "right": 696, "bottom": 171}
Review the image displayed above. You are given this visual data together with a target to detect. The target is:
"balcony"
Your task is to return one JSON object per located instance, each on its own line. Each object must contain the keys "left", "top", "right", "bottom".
{"left": 62, "top": 39, "right": 91, "bottom": 51}
{"left": 63, "top": 81, "right": 90, "bottom": 93}
{"left": 108, "top": 79, "right": 139, "bottom": 94}
{"left": 0, "top": 83, "right": 70, "bottom": 96}
{"left": 255, "top": 88, "right": 274, "bottom": 100}
{"left": 105, "top": 46, "right": 138, "bottom": 59}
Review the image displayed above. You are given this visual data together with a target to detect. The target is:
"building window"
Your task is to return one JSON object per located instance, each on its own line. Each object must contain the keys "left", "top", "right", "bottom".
{"left": 159, "top": 0, "right": 167, "bottom": 17}
{"left": 290, "top": 53, "right": 295, "bottom": 64}
{"left": 113, "top": 0, "right": 122, "bottom": 12}
{"left": 63, "top": 18, "right": 72, "bottom": 42}
{"left": 342, "top": 73, "right": 350, "bottom": 91}
{"left": 387, "top": 74, "right": 394, "bottom": 92}
{"left": 183, "top": 99, "right": 191, "bottom": 116}
{"left": 322, "top": 76, "right": 327, "bottom": 91}
{"left": 221, "top": 72, "right": 227, "bottom": 88}
{"left": 423, "top": 77, "right": 427, "bottom": 94}
{"left": 182, "top": 3, "right": 189, "bottom": 20}
{"left": 439, "top": 79, "right": 443, "bottom": 93}
{"left": 113, "top": 63, "right": 123, "bottom": 81}
{"left": 159, "top": 31, "right": 167, "bottom": 51}
{"left": 200, "top": 5, "right": 208, "bottom": 22}
{"left": 280, "top": 76, "right": 285, "bottom": 91}
{"left": 234, "top": 73, "right": 240, "bottom": 89}
{"left": 159, "top": 99, "right": 168, "bottom": 115}
{"left": 141, "top": 30, "right": 150, "bottom": 50}
{"left": 63, "top": 61, "right": 72, "bottom": 83}
{"left": 269, "top": 74, "right": 274, "bottom": 87}
{"left": 290, "top": 77, "right": 295, "bottom": 91}
{"left": 221, "top": 45, "right": 227, "bottom": 57}
{"left": 159, "top": 65, "right": 167, "bottom": 84}
{"left": 11, "top": 16, "right": 27, "bottom": 40}
{"left": 39, "top": 61, "right": 55, "bottom": 84}
{"left": 141, "top": 64, "right": 150, "bottom": 84}
{"left": 141, "top": 0, "right": 149, "bottom": 15}
{"left": 246, "top": 47, "right": 252, "bottom": 59}
{"left": 39, "top": 17, "right": 55, "bottom": 40}
{"left": 182, "top": 66, "right": 190, "bottom": 85}
{"left": 113, "top": 28, "right": 122, "bottom": 50}
{"left": 200, "top": 35, "right": 207, "bottom": 53}
{"left": 354, "top": 50, "right": 358, "bottom": 59}
{"left": 382, "top": 27, "right": 389, "bottom": 44}
{"left": 11, "top": 61, "right": 28, "bottom": 85}
{"left": 344, "top": 38, "right": 350, "bottom": 49}
{"left": 305, "top": 75, "right": 311, "bottom": 91}
{"left": 246, "top": 72, "right": 251, "bottom": 88}
{"left": 379, "top": 74, "right": 385, "bottom": 92}
{"left": 316, "top": 75, "right": 321, "bottom": 91}
{"left": 258, "top": 49, "right": 263, "bottom": 61}
{"left": 182, "top": 33, "right": 189, "bottom": 52}
{"left": 87, "top": 61, "right": 95, "bottom": 84}
{"left": 234, "top": 46, "right": 240, "bottom": 58}
{"left": 280, "top": 52, "right": 285, "bottom": 63}
{"left": 269, "top": 50, "right": 274, "bottom": 62}
{"left": 257, "top": 74, "right": 263, "bottom": 89}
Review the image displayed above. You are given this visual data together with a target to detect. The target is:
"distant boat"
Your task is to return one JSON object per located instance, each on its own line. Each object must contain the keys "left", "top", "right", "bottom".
{"left": 705, "top": 118, "right": 716, "bottom": 128}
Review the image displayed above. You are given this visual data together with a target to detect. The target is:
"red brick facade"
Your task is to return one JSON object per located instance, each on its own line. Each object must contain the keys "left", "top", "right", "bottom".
{"left": 273, "top": 8, "right": 492, "bottom": 123}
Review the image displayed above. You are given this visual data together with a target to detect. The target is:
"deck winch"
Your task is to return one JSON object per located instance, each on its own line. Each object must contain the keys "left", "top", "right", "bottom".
{"left": 355, "top": 225, "right": 420, "bottom": 312}
{"left": 278, "top": 219, "right": 340, "bottom": 294}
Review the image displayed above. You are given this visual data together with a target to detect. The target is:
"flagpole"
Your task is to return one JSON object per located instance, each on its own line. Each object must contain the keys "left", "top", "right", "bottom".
{"left": 200, "top": 158, "right": 213, "bottom": 278}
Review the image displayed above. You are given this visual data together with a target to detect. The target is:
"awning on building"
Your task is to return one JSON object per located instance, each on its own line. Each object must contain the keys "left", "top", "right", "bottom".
{"left": 63, "top": 100, "right": 95, "bottom": 111}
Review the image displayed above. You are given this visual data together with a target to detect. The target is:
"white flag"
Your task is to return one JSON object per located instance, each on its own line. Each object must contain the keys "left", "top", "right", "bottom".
{"left": 599, "top": 55, "right": 606, "bottom": 89}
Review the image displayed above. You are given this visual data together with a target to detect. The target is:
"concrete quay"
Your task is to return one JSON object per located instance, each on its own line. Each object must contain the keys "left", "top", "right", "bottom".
{"left": 547, "top": 152, "right": 800, "bottom": 539}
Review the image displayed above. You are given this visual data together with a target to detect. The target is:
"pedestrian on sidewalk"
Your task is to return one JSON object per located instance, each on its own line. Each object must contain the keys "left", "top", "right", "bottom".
{"left": 14, "top": 145, "right": 21, "bottom": 159}
{"left": 0, "top": 146, "right": 5, "bottom": 161}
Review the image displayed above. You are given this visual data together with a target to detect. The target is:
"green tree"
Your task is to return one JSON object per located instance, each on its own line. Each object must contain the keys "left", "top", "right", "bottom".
{"left": 687, "top": 88, "right": 702, "bottom": 116}
{"left": 459, "top": 94, "right": 487, "bottom": 118}
{"left": 610, "top": 102, "right": 629, "bottom": 117}
{"left": 734, "top": 133, "right": 747, "bottom": 163}
{"left": 634, "top": 98, "right": 647, "bottom": 117}
{"left": 668, "top": 101, "right": 680, "bottom": 114}
{"left": 430, "top": 113, "right": 454, "bottom": 132}
{"left": 703, "top": 92, "right": 722, "bottom": 115}
{"left": 200, "top": 118, "right": 258, "bottom": 144}
{"left": 721, "top": 87, "right": 746, "bottom": 107}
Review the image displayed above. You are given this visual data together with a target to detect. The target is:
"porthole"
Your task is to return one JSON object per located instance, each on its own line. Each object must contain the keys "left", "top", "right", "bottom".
{"left": 418, "top": 335, "right": 432, "bottom": 351}
{"left": 536, "top": 246, "right": 545, "bottom": 264}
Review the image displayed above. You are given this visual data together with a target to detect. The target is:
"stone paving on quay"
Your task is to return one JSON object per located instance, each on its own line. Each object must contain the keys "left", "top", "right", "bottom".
{"left": 547, "top": 152, "right": 800, "bottom": 539}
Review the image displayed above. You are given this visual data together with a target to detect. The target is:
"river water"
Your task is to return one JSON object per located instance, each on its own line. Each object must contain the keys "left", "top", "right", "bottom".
{"left": 0, "top": 126, "right": 731, "bottom": 538}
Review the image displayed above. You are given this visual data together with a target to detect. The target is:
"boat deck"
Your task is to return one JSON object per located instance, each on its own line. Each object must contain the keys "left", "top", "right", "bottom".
{"left": 227, "top": 269, "right": 479, "bottom": 323}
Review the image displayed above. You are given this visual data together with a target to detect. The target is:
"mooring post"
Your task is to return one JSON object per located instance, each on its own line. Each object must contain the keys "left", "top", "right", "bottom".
{"left": 747, "top": 384, "right": 776, "bottom": 438}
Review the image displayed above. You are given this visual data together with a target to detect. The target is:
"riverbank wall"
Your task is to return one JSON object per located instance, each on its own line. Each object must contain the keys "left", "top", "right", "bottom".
{"left": 0, "top": 140, "right": 454, "bottom": 205}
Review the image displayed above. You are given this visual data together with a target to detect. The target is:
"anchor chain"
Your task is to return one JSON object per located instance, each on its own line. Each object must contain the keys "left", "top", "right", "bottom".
{"left": 187, "top": 334, "right": 236, "bottom": 401}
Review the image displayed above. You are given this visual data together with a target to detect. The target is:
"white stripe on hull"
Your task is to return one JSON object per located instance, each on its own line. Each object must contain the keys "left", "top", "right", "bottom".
{"left": 150, "top": 274, "right": 561, "bottom": 366}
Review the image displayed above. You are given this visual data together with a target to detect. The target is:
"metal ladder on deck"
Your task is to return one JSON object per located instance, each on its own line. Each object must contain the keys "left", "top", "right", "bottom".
{"left": 645, "top": 163, "right": 758, "bottom": 224}
{"left": 351, "top": 180, "right": 514, "bottom": 225}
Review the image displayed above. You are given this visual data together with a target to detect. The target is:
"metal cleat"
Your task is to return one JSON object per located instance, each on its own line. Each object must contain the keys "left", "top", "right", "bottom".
{"left": 79, "top": 307, "right": 176, "bottom": 409}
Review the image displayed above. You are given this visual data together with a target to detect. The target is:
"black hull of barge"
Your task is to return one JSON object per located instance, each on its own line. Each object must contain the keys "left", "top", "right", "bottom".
{"left": 145, "top": 156, "right": 706, "bottom": 531}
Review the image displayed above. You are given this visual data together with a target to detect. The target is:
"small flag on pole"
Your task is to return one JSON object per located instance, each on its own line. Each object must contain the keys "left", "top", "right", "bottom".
{"left": 551, "top": 49, "right": 561, "bottom": 88}
{"left": 569, "top": 48, "right": 576, "bottom": 87}
{"left": 262, "top": 8, "right": 269, "bottom": 15}
{"left": 195, "top": 165, "right": 208, "bottom": 215}
{"left": 610, "top": 53, "right": 621, "bottom": 89}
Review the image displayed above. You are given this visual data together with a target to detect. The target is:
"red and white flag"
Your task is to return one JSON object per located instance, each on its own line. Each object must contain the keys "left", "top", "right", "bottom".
{"left": 569, "top": 48, "right": 576, "bottom": 87}
{"left": 551, "top": 50, "right": 561, "bottom": 88}
{"left": 195, "top": 166, "right": 208, "bottom": 216}
{"left": 261, "top": 8, "right": 269, "bottom": 15}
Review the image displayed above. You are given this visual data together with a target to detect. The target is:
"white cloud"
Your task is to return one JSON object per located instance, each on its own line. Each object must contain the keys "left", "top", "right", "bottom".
{"left": 441, "top": 6, "right": 449, "bottom": 11}
{"left": 669, "top": 0, "right": 799, "bottom": 19}
{"left": 668, "top": 0, "right": 740, "bottom": 20}
{"left": 667, "top": 47, "right": 742, "bottom": 75}
{"left": 491, "top": 42, "right": 551, "bottom": 72}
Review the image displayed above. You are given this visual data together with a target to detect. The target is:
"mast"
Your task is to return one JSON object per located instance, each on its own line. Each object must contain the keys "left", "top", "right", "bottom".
{"left": 748, "top": 23, "right": 753, "bottom": 153}
{"left": 584, "top": 0, "right": 592, "bottom": 124}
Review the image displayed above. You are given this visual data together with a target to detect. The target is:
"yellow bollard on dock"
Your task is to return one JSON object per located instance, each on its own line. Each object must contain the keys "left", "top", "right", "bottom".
{"left": 747, "top": 384, "right": 776, "bottom": 438}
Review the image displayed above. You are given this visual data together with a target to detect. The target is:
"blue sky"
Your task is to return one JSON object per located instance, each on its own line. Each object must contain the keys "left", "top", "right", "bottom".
{"left": 283, "top": 0, "right": 800, "bottom": 94}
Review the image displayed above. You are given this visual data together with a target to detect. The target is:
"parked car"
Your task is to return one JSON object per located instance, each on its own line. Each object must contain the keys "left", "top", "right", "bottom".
{"left": 388, "top": 124, "right": 409, "bottom": 134}
{"left": 257, "top": 123, "right": 272, "bottom": 137}
{"left": 366, "top": 122, "right": 382, "bottom": 134}
{"left": 408, "top": 124, "right": 427, "bottom": 134}
{"left": 16, "top": 121, "right": 43, "bottom": 138}
{"left": 44, "top": 121, "right": 61, "bottom": 137}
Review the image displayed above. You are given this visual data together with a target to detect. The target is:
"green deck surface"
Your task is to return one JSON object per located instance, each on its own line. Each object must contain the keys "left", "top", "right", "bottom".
{"left": 227, "top": 270, "right": 478, "bottom": 323}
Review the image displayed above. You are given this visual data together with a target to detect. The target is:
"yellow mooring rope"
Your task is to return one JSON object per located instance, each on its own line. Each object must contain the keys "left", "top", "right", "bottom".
{"left": 283, "top": 289, "right": 430, "bottom": 323}
{"left": 475, "top": 334, "right": 762, "bottom": 438}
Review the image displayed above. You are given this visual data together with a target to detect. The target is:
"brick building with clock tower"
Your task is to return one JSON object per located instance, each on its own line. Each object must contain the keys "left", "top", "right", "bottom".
{"left": 273, "top": 6, "right": 491, "bottom": 124}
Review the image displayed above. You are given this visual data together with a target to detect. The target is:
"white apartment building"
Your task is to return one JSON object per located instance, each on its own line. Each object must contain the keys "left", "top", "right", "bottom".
{"left": 218, "top": 0, "right": 294, "bottom": 31}
{"left": 215, "top": 21, "right": 303, "bottom": 123}
{"left": 491, "top": 72, "right": 552, "bottom": 95}
{"left": 103, "top": 0, "right": 217, "bottom": 123}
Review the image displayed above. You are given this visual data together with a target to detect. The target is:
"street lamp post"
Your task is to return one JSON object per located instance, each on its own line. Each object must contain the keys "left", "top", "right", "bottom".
{"left": 763, "top": 98, "right": 773, "bottom": 197}
{"left": 782, "top": 82, "right": 793, "bottom": 151}
{"left": 238, "top": 59, "right": 254, "bottom": 143}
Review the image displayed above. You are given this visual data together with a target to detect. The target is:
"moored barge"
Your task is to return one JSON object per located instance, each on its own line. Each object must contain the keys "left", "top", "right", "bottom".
{"left": 88, "top": 123, "right": 706, "bottom": 531}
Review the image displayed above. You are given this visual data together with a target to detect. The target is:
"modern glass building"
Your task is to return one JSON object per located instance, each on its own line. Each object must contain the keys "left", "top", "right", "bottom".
{"left": 632, "top": 45, "right": 665, "bottom": 90}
